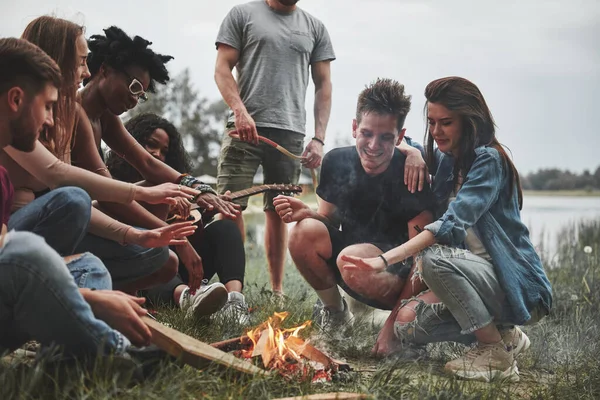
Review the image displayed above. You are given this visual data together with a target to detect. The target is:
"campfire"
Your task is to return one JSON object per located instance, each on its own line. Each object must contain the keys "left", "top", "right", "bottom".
{"left": 211, "top": 312, "right": 350, "bottom": 381}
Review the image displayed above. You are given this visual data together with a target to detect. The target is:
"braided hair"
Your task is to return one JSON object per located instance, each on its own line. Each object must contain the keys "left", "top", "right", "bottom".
{"left": 106, "top": 113, "right": 193, "bottom": 183}
{"left": 85, "top": 26, "right": 173, "bottom": 92}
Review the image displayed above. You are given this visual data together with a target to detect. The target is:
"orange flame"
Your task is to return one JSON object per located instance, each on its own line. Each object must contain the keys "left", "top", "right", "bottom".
{"left": 241, "top": 312, "right": 311, "bottom": 369}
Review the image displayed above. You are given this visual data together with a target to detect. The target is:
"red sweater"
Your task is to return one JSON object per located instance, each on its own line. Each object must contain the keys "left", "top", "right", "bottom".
{"left": 0, "top": 165, "right": 14, "bottom": 226}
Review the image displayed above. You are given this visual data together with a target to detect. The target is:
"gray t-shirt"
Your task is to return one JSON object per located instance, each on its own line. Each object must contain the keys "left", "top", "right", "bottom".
{"left": 216, "top": 1, "right": 335, "bottom": 135}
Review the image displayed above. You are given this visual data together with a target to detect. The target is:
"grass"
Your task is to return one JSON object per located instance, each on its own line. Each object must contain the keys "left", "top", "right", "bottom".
{"left": 2, "top": 220, "right": 600, "bottom": 399}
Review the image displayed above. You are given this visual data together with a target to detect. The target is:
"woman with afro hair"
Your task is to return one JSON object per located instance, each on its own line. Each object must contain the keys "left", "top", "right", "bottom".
{"left": 107, "top": 113, "right": 249, "bottom": 323}
{"left": 73, "top": 26, "right": 245, "bottom": 319}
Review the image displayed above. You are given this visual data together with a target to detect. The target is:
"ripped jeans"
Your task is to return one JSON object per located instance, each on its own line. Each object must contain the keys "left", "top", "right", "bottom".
{"left": 395, "top": 245, "right": 514, "bottom": 346}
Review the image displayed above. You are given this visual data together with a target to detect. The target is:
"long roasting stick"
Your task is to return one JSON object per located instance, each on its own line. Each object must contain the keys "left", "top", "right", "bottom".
{"left": 142, "top": 316, "right": 265, "bottom": 375}
{"left": 229, "top": 132, "right": 319, "bottom": 198}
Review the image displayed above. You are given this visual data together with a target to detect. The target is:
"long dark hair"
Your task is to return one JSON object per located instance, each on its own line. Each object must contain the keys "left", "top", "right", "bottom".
{"left": 424, "top": 76, "right": 523, "bottom": 209}
{"left": 21, "top": 16, "right": 84, "bottom": 160}
{"left": 106, "top": 113, "right": 193, "bottom": 182}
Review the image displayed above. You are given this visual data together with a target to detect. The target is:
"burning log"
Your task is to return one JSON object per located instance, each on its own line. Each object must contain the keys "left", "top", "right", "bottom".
{"left": 210, "top": 312, "right": 351, "bottom": 380}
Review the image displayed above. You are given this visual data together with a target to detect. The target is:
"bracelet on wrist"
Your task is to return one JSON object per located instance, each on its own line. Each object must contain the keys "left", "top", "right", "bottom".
{"left": 191, "top": 184, "right": 218, "bottom": 202}
{"left": 180, "top": 175, "right": 200, "bottom": 188}
{"left": 176, "top": 173, "right": 188, "bottom": 184}
{"left": 311, "top": 137, "right": 325, "bottom": 146}
{"left": 378, "top": 254, "right": 389, "bottom": 269}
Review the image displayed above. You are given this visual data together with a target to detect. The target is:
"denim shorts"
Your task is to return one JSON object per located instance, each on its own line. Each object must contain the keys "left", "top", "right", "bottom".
{"left": 217, "top": 122, "right": 303, "bottom": 211}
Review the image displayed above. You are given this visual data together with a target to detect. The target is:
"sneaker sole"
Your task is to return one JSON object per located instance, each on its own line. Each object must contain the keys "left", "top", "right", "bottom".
{"left": 188, "top": 285, "right": 229, "bottom": 318}
{"left": 449, "top": 362, "right": 520, "bottom": 383}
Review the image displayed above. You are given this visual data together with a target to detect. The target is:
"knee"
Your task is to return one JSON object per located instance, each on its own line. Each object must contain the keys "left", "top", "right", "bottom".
{"left": 1, "top": 232, "right": 70, "bottom": 280}
{"left": 210, "top": 219, "right": 243, "bottom": 244}
{"left": 53, "top": 187, "right": 92, "bottom": 223}
{"left": 335, "top": 244, "right": 364, "bottom": 269}
{"left": 288, "top": 219, "right": 326, "bottom": 255}
{"left": 396, "top": 302, "right": 418, "bottom": 324}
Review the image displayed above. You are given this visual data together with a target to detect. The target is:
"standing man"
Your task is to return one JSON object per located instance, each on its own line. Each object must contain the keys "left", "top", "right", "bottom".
{"left": 215, "top": 0, "right": 335, "bottom": 294}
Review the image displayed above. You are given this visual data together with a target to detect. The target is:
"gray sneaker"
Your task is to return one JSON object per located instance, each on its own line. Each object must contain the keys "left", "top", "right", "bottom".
{"left": 180, "top": 282, "right": 228, "bottom": 319}
{"left": 312, "top": 298, "right": 354, "bottom": 331}
{"left": 217, "top": 292, "right": 250, "bottom": 325}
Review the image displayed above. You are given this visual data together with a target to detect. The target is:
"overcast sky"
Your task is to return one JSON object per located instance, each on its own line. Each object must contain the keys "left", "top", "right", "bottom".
{"left": 2, "top": 0, "right": 599, "bottom": 173}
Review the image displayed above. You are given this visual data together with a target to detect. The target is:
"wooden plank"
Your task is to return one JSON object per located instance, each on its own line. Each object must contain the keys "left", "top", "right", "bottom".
{"left": 142, "top": 316, "right": 265, "bottom": 375}
{"left": 271, "top": 393, "right": 371, "bottom": 400}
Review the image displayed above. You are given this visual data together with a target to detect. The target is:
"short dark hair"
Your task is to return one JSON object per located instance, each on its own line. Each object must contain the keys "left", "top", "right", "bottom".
{"left": 356, "top": 78, "right": 412, "bottom": 131}
{"left": 85, "top": 26, "right": 173, "bottom": 92}
{"left": 0, "top": 37, "right": 61, "bottom": 95}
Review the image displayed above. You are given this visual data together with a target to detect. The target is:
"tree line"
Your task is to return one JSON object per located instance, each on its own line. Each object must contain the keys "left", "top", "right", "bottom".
{"left": 521, "top": 167, "right": 600, "bottom": 191}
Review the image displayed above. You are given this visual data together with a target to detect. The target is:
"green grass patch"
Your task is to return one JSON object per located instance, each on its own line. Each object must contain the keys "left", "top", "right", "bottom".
{"left": 2, "top": 221, "right": 600, "bottom": 399}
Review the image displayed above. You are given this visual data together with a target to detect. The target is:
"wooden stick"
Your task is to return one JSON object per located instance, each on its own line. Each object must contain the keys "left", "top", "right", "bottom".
{"left": 271, "top": 393, "right": 371, "bottom": 400}
{"left": 210, "top": 335, "right": 248, "bottom": 350}
{"left": 142, "top": 316, "right": 265, "bottom": 375}
{"left": 229, "top": 131, "right": 320, "bottom": 204}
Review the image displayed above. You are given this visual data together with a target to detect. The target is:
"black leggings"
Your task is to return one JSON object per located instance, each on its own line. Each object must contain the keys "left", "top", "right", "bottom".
{"left": 145, "top": 219, "right": 245, "bottom": 306}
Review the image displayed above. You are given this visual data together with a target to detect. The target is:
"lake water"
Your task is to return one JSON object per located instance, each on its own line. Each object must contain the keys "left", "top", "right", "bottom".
{"left": 243, "top": 195, "right": 600, "bottom": 255}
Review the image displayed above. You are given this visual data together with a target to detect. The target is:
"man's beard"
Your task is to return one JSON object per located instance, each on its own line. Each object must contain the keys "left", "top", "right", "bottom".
{"left": 277, "top": 0, "right": 299, "bottom": 6}
{"left": 9, "top": 113, "right": 39, "bottom": 152}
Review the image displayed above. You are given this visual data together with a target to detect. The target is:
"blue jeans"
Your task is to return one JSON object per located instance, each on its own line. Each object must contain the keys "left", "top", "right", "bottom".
{"left": 66, "top": 253, "right": 112, "bottom": 290}
{"left": 395, "top": 245, "right": 514, "bottom": 346}
{"left": 74, "top": 233, "right": 170, "bottom": 288}
{"left": 0, "top": 232, "right": 129, "bottom": 356}
{"left": 8, "top": 187, "right": 91, "bottom": 256}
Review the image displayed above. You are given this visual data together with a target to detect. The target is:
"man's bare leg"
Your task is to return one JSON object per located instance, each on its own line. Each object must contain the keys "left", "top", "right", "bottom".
{"left": 265, "top": 210, "right": 287, "bottom": 293}
{"left": 336, "top": 244, "right": 405, "bottom": 309}
{"left": 288, "top": 218, "right": 345, "bottom": 311}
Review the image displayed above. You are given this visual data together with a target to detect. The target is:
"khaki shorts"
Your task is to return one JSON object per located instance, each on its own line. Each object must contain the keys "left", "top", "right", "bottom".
{"left": 217, "top": 123, "right": 304, "bottom": 211}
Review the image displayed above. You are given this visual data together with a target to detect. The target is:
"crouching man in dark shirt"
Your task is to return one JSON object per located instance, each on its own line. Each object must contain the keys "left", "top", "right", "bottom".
{"left": 274, "top": 78, "right": 434, "bottom": 355}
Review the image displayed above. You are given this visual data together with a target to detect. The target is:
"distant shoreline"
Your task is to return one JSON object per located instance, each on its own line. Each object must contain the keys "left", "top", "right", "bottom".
{"left": 523, "top": 190, "right": 600, "bottom": 197}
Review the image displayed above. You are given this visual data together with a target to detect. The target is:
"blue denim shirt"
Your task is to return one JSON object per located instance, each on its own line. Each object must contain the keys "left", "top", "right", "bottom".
{"left": 424, "top": 146, "right": 553, "bottom": 325}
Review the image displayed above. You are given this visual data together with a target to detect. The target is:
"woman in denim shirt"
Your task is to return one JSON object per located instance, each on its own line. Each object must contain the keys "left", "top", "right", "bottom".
{"left": 342, "top": 77, "right": 552, "bottom": 382}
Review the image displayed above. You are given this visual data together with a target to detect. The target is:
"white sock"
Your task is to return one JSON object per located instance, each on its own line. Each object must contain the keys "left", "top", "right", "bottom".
{"left": 228, "top": 291, "right": 245, "bottom": 302}
{"left": 178, "top": 287, "right": 190, "bottom": 307}
{"left": 316, "top": 287, "right": 343, "bottom": 312}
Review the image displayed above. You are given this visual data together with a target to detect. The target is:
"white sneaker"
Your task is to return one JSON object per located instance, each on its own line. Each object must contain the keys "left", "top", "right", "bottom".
{"left": 444, "top": 341, "right": 519, "bottom": 382}
{"left": 501, "top": 326, "right": 531, "bottom": 357}
{"left": 218, "top": 292, "right": 250, "bottom": 325}
{"left": 179, "top": 282, "right": 228, "bottom": 319}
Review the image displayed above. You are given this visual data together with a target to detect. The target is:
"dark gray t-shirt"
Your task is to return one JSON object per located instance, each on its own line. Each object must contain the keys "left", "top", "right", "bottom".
{"left": 216, "top": 1, "right": 335, "bottom": 135}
